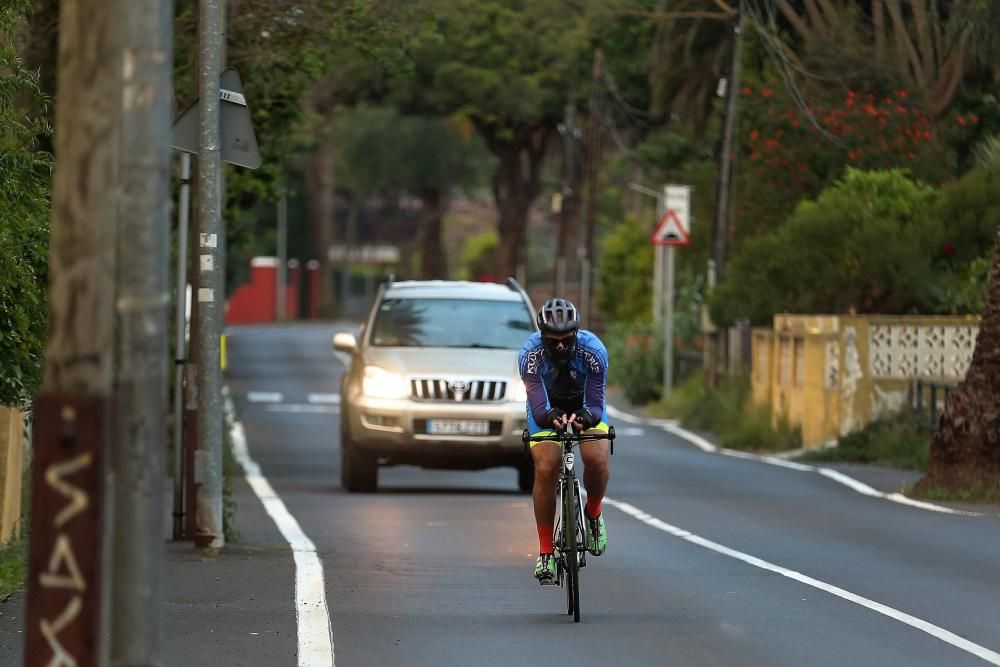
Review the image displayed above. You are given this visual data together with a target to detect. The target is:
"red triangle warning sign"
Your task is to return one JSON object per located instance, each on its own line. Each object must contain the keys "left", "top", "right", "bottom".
{"left": 651, "top": 209, "right": 690, "bottom": 246}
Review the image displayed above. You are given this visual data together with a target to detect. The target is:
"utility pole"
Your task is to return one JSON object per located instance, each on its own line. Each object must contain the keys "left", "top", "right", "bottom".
{"left": 556, "top": 103, "right": 580, "bottom": 297}
{"left": 172, "top": 152, "right": 191, "bottom": 542}
{"left": 24, "top": 0, "right": 120, "bottom": 664}
{"left": 709, "top": 2, "right": 744, "bottom": 384}
{"left": 581, "top": 49, "right": 604, "bottom": 328}
{"left": 277, "top": 186, "right": 288, "bottom": 322}
{"left": 195, "top": 0, "right": 225, "bottom": 548}
{"left": 111, "top": 0, "right": 172, "bottom": 662}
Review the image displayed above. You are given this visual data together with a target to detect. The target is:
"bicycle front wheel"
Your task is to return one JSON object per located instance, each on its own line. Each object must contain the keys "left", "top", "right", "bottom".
{"left": 564, "top": 479, "right": 581, "bottom": 622}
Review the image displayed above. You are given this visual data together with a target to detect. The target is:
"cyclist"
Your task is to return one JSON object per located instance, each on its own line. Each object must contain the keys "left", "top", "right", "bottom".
{"left": 518, "top": 298, "right": 611, "bottom": 583}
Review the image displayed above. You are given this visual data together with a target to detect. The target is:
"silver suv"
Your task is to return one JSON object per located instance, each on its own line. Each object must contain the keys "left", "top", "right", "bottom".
{"left": 333, "top": 278, "right": 537, "bottom": 492}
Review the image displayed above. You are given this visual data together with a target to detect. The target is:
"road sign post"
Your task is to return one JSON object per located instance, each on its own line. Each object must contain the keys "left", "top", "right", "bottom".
{"left": 650, "top": 185, "right": 692, "bottom": 398}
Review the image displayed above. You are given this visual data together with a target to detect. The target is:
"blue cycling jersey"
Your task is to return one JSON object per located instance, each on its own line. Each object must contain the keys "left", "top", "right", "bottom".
{"left": 517, "top": 329, "right": 609, "bottom": 428}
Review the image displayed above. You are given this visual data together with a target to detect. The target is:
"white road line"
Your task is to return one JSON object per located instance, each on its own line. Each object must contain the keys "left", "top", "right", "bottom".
{"left": 608, "top": 403, "right": 985, "bottom": 517}
{"left": 307, "top": 393, "right": 341, "bottom": 405}
{"left": 226, "top": 394, "right": 335, "bottom": 667}
{"left": 266, "top": 404, "right": 340, "bottom": 414}
{"left": 247, "top": 391, "right": 284, "bottom": 403}
{"left": 604, "top": 497, "right": 1000, "bottom": 665}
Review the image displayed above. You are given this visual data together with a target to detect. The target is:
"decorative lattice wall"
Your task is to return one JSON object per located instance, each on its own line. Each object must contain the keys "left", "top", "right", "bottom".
{"left": 868, "top": 324, "right": 978, "bottom": 380}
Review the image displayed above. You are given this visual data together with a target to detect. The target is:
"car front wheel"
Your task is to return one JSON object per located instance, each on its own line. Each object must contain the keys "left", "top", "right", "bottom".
{"left": 340, "top": 412, "right": 377, "bottom": 492}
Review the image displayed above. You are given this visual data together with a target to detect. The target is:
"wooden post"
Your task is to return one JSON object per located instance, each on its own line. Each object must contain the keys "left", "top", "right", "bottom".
{"left": 24, "top": 4, "right": 121, "bottom": 665}
{"left": 0, "top": 408, "right": 24, "bottom": 544}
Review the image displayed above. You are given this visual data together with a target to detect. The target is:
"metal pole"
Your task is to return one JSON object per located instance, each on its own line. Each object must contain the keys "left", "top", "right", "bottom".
{"left": 653, "top": 191, "right": 666, "bottom": 322}
{"left": 172, "top": 152, "right": 191, "bottom": 541}
{"left": 663, "top": 245, "right": 675, "bottom": 397}
{"left": 195, "top": 0, "right": 224, "bottom": 549}
{"left": 277, "top": 187, "right": 288, "bottom": 322}
{"left": 111, "top": 0, "right": 173, "bottom": 660}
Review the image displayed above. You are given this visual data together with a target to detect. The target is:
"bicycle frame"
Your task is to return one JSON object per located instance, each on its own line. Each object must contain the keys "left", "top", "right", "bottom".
{"left": 522, "top": 425, "right": 616, "bottom": 622}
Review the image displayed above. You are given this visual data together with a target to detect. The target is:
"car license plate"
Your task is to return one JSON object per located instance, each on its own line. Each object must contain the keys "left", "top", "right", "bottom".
{"left": 427, "top": 419, "right": 489, "bottom": 435}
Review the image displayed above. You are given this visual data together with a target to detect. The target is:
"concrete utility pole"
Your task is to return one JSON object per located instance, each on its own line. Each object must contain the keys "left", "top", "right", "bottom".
{"left": 24, "top": 1, "right": 121, "bottom": 664}
{"left": 195, "top": 0, "right": 225, "bottom": 548}
{"left": 111, "top": 0, "right": 173, "bottom": 662}
{"left": 581, "top": 49, "right": 604, "bottom": 327}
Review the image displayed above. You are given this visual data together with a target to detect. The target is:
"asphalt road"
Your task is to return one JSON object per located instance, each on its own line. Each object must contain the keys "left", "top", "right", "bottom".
{"left": 222, "top": 323, "right": 1000, "bottom": 667}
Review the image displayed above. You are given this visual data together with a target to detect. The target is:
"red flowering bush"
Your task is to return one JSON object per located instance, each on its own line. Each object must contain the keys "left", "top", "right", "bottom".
{"left": 734, "top": 84, "right": 957, "bottom": 240}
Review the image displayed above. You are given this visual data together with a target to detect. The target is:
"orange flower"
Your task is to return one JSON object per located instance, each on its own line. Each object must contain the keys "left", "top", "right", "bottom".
{"left": 957, "top": 116, "right": 966, "bottom": 125}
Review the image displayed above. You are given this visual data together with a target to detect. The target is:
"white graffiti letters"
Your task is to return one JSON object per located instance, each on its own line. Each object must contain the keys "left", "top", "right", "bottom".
{"left": 38, "top": 451, "right": 92, "bottom": 666}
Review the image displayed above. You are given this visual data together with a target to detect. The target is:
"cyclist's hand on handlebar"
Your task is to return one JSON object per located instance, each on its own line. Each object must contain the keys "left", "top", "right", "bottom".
{"left": 568, "top": 413, "right": 584, "bottom": 432}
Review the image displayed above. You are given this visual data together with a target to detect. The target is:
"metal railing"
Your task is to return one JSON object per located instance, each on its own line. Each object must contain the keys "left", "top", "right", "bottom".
{"left": 910, "top": 378, "right": 957, "bottom": 430}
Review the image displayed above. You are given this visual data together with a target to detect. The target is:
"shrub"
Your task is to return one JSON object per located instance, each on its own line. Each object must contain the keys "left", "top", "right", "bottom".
{"left": 655, "top": 371, "right": 801, "bottom": 452}
{"left": 800, "top": 411, "right": 929, "bottom": 471}
{"left": 604, "top": 320, "right": 663, "bottom": 405}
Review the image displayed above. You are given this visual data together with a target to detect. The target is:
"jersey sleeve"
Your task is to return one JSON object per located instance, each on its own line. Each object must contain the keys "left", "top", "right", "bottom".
{"left": 518, "top": 343, "right": 552, "bottom": 426}
{"left": 580, "top": 336, "right": 609, "bottom": 416}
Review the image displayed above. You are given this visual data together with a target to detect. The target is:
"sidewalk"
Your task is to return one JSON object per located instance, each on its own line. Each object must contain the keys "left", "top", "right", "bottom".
{"left": 0, "top": 475, "right": 299, "bottom": 665}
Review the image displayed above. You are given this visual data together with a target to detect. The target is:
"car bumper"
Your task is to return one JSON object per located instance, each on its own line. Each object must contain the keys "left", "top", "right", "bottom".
{"left": 345, "top": 394, "right": 529, "bottom": 467}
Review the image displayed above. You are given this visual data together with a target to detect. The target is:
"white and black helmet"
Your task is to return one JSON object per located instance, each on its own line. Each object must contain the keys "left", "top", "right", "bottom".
{"left": 537, "top": 298, "right": 579, "bottom": 335}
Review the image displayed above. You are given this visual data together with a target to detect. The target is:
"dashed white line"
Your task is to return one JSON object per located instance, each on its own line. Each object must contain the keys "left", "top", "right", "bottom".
{"left": 307, "top": 393, "right": 341, "bottom": 405}
{"left": 604, "top": 497, "right": 1000, "bottom": 665}
{"left": 225, "top": 393, "right": 335, "bottom": 667}
{"left": 247, "top": 391, "right": 284, "bottom": 403}
{"left": 266, "top": 404, "right": 339, "bottom": 414}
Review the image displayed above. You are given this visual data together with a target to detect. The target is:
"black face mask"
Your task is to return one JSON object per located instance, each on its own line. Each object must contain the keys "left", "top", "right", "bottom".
{"left": 543, "top": 333, "right": 577, "bottom": 365}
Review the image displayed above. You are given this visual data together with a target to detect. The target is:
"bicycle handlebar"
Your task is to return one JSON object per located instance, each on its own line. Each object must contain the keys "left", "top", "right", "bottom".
{"left": 521, "top": 425, "right": 616, "bottom": 445}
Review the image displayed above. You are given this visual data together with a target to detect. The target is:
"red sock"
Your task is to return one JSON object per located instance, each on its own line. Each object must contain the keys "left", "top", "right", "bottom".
{"left": 585, "top": 496, "right": 603, "bottom": 520}
{"left": 537, "top": 524, "right": 554, "bottom": 554}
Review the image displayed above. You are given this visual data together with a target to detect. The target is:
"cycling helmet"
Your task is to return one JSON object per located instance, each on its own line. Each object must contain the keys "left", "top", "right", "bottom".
{"left": 537, "top": 298, "right": 579, "bottom": 364}
{"left": 537, "top": 298, "right": 579, "bottom": 334}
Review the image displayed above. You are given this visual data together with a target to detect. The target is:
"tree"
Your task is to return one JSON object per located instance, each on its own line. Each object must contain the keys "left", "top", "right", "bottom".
{"left": 915, "top": 179, "right": 1000, "bottom": 497}
{"left": 401, "top": 0, "right": 594, "bottom": 278}
{"left": 333, "top": 106, "right": 492, "bottom": 278}
{"left": 0, "top": 0, "right": 51, "bottom": 407}
{"left": 710, "top": 169, "right": 944, "bottom": 325}
{"left": 910, "top": 2, "right": 1000, "bottom": 497}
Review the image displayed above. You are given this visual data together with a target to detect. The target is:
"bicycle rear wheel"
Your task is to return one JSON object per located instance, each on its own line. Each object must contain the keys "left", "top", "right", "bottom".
{"left": 564, "top": 479, "right": 581, "bottom": 622}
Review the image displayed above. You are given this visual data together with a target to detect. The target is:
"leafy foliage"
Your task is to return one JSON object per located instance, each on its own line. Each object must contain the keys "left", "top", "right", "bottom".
{"left": 604, "top": 320, "right": 663, "bottom": 405}
{"left": 0, "top": 1, "right": 51, "bottom": 407}
{"left": 712, "top": 169, "right": 944, "bottom": 325}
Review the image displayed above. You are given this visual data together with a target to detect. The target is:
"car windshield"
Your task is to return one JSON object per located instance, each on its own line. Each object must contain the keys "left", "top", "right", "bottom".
{"left": 370, "top": 298, "right": 535, "bottom": 349}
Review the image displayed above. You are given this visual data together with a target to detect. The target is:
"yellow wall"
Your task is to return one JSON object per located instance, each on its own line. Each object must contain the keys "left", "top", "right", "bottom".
{"left": 751, "top": 315, "right": 978, "bottom": 447}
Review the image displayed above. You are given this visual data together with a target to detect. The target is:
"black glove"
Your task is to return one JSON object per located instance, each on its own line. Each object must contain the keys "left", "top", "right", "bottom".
{"left": 574, "top": 408, "right": 599, "bottom": 429}
{"left": 543, "top": 407, "right": 567, "bottom": 429}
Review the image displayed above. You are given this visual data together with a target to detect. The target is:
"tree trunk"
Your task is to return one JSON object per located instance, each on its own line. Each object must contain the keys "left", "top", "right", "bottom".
{"left": 484, "top": 125, "right": 548, "bottom": 280}
{"left": 914, "top": 220, "right": 1000, "bottom": 498}
{"left": 417, "top": 187, "right": 448, "bottom": 280}
{"left": 308, "top": 133, "right": 336, "bottom": 316}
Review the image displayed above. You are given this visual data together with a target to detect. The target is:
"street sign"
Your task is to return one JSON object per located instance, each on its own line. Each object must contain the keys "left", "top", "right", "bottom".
{"left": 171, "top": 68, "right": 261, "bottom": 169}
{"left": 651, "top": 210, "right": 689, "bottom": 245}
{"left": 651, "top": 184, "right": 691, "bottom": 246}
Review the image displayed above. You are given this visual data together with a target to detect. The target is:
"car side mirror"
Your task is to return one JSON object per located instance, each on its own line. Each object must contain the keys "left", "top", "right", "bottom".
{"left": 332, "top": 332, "right": 357, "bottom": 354}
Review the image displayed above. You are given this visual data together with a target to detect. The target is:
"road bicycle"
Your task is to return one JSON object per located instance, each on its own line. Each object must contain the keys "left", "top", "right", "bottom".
{"left": 522, "top": 424, "right": 616, "bottom": 623}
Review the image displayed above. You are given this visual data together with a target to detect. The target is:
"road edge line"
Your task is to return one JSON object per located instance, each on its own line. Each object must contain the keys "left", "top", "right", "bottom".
{"left": 225, "top": 391, "right": 336, "bottom": 667}
{"left": 604, "top": 497, "right": 1000, "bottom": 665}
{"left": 606, "top": 403, "right": 985, "bottom": 517}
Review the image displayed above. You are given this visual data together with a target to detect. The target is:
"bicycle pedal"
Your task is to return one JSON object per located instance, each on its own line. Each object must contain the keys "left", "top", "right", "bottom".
{"left": 538, "top": 577, "right": 558, "bottom": 586}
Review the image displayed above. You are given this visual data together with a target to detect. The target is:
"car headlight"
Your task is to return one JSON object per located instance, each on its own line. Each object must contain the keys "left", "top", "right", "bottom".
{"left": 513, "top": 379, "right": 528, "bottom": 402}
{"left": 362, "top": 366, "right": 409, "bottom": 399}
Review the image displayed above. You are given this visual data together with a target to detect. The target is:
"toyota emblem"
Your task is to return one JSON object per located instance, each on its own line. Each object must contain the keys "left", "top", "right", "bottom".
{"left": 447, "top": 380, "right": 469, "bottom": 396}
